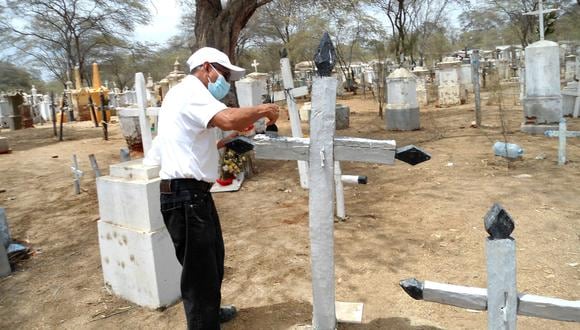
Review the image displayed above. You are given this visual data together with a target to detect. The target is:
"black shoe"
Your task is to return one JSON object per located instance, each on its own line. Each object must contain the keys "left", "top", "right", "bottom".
{"left": 219, "top": 305, "right": 237, "bottom": 323}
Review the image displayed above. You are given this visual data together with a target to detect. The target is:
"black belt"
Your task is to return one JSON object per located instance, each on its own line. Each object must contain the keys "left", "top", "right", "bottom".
{"left": 160, "top": 179, "right": 212, "bottom": 193}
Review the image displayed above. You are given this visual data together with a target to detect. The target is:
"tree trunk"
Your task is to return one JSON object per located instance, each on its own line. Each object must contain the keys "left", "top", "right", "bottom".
{"left": 194, "top": 0, "right": 273, "bottom": 62}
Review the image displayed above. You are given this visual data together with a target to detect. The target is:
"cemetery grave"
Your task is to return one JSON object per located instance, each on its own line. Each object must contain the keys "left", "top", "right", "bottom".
{"left": 0, "top": 78, "right": 578, "bottom": 328}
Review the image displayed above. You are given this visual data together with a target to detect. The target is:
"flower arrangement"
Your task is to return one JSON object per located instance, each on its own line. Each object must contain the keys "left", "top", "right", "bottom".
{"left": 218, "top": 148, "right": 246, "bottom": 185}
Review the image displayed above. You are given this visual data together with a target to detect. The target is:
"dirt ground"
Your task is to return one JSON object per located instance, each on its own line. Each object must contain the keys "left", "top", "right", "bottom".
{"left": 0, "top": 90, "right": 578, "bottom": 330}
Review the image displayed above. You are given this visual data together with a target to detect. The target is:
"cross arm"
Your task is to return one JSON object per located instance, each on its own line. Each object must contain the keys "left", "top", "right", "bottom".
{"left": 400, "top": 278, "right": 580, "bottom": 323}
{"left": 253, "top": 135, "right": 396, "bottom": 165}
{"left": 545, "top": 130, "right": 580, "bottom": 138}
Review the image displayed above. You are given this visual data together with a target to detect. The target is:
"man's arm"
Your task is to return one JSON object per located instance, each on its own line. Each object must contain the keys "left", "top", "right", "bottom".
{"left": 209, "top": 103, "right": 279, "bottom": 132}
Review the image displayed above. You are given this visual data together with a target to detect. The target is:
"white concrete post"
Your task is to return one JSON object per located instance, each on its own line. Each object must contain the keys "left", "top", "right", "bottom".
{"left": 135, "top": 73, "right": 152, "bottom": 156}
{"left": 334, "top": 161, "right": 345, "bottom": 220}
{"left": 558, "top": 118, "right": 567, "bottom": 165}
{"left": 281, "top": 58, "right": 309, "bottom": 189}
{"left": 471, "top": 50, "right": 482, "bottom": 127}
{"left": 309, "top": 76, "right": 338, "bottom": 329}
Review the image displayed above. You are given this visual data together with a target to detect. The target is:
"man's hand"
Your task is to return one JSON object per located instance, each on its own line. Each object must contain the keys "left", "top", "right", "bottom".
{"left": 258, "top": 103, "right": 280, "bottom": 126}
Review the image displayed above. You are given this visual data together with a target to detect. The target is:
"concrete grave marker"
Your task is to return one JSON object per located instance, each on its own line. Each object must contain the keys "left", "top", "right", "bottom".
{"left": 522, "top": 40, "right": 561, "bottom": 133}
{"left": 437, "top": 59, "right": 462, "bottom": 106}
{"left": 385, "top": 68, "right": 420, "bottom": 131}
{"left": 96, "top": 160, "right": 181, "bottom": 308}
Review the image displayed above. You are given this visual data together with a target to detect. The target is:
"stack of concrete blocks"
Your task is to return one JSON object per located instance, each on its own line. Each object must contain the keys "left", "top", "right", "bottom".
{"left": 385, "top": 68, "right": 420, "bottom": 131}
{"left": 437, "top": 59, "right": 462, "bottom": 106}
{"left": 412, "top": 66, "right": 430, "bottom": 106}
{"left": 0, "top": 137, "right": 9, "bottom": 154}
{"left": 565, "top": 55, "right": 576, "bottom": 82}
{"left": 96, "top": 160, "right": 181, "bottom": 308}
{"left": 335, "top": 104, "right": 350, "bottom": 130}
{"left": 0, "top": 208, "right": 11, "bottom": 277}
{"left": 522, "top": 40, "right": 562, "bottom": 134}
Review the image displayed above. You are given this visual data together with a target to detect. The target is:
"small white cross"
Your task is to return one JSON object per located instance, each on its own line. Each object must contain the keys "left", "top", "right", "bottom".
{"left": 523, "top": 0, "right": 559, "bottom": 41}
{"left": 251, "top": 59, "right": 260, "bottom": 73}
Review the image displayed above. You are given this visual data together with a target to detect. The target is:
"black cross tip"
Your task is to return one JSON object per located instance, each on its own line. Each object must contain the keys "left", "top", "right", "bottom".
{"left": 484, "top": 203, "right": 515, "bottom": 239}
{"left": 314, "top": 32, "right": 336, "bottom": 77}
{"left": 279, "top": 48, "right": 288, "bottom": 59}
{"left": 395, "top": 145, "right": 431, "bottom": 166}
{"left": 400, "top": 278, "right": 424, "bottom": 300}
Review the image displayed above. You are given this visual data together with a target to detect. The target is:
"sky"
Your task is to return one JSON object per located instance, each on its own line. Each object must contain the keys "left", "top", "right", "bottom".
{"left": 133, "top": 0, "right": 182, "bottom": 44}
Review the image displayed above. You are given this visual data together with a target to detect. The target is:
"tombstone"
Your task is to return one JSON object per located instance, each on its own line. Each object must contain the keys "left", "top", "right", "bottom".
{"left": 565, "top": 55, "right": 576, "bottom": 82}
{"left": 460, "top": 63, "right": 473, "bottom": 93}
{"left": 522, "top": 40, "right": 561, "bottom": 133}
{"left": 335, "top": 104, "right": 350, "bottom": 130}
{"left": 385, "top": 68, "right": 420, "bottom": 131}
{"left": 96, "top": 160, "right": 181, "bottom": 308}
{"left": 118, "top": 108, "right": 144, "bottom": 153}
{"left": 437, "top": 59, "right": 462, "bottom": 106}
{"left": 235, "top": 76, "right": 265, "bottom": 133}
{"left": 0, "top": 137, "right": 9, "bottom": 154}
{"left": 412, "top": 66, "right": 430, "bottom": 106}
{"left": 6, "top": 93, "right": 24, "bottom": 130}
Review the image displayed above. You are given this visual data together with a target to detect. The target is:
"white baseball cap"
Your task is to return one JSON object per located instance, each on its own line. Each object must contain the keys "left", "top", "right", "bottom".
{"left": 186, "top": 47, "right": 246, "bottom": 81}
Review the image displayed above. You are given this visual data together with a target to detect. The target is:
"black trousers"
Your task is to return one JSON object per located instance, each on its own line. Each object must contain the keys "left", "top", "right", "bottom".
{"left": 160, "top": 179, "right": 224, "bottom": 330}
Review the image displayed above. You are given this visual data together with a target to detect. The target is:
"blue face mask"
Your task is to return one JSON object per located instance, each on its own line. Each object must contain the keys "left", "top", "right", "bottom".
{"left": 208, "top": 66, "right": 230, "bottom": 100}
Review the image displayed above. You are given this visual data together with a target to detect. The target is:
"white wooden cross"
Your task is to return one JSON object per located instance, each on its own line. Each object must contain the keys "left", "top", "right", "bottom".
{"left": 251, "top": 59, "right": 260, "bottom": 73}
{"left": 400, "top": 204, "right": 580, "bottom": 329}
{"left": 523, "top": 0, "right": 559, "bottom": 41}
{"left": 254, "top": 74, "right": 429, "bottom": 328}
{"left": 272, "top": 56, "right": 310, "bottom": 189}
{"left": 544, "top": 118, "right": 580, "bottom": 165}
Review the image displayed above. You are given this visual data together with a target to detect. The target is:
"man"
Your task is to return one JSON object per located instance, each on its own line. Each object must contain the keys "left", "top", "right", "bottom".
{"left": 145, "top": 47, "right": 279, "bottom": 329}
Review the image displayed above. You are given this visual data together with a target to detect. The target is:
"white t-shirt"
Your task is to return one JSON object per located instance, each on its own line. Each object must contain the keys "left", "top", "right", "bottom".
{"left": 145, "top": 75, "right": 227, "bottom": 182}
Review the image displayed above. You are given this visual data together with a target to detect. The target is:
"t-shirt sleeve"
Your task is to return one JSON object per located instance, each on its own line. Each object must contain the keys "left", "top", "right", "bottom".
{"left": 187, "top": 97, "right": 227, "bottom": 129}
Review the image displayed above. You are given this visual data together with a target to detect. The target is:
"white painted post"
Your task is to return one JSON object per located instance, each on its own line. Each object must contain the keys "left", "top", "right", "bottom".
{"left": 135, "top": 73, "right": 152, "bottom": 156}
{"left": 471, "top": 50, "right": 482, "bottom": 127}
{"left": 309, "top": 75, "right": 338, "bottom": 329}
{"left": 71, "top": 154, "right": 83, "bottom": 195}
{"left": 334, "top": 161, "right": 345, "bottom": 220}
{"left": 485, "top": 205, "right": 517, "bottom": 330}
{"left": 558, "top": 118, "right": 566, "bottom": 165}
{"left": 281, "top": 57, "right": 309, "bottom": 189}
{"left": 88, "top": 154, "right": 102, "bottom": 178}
